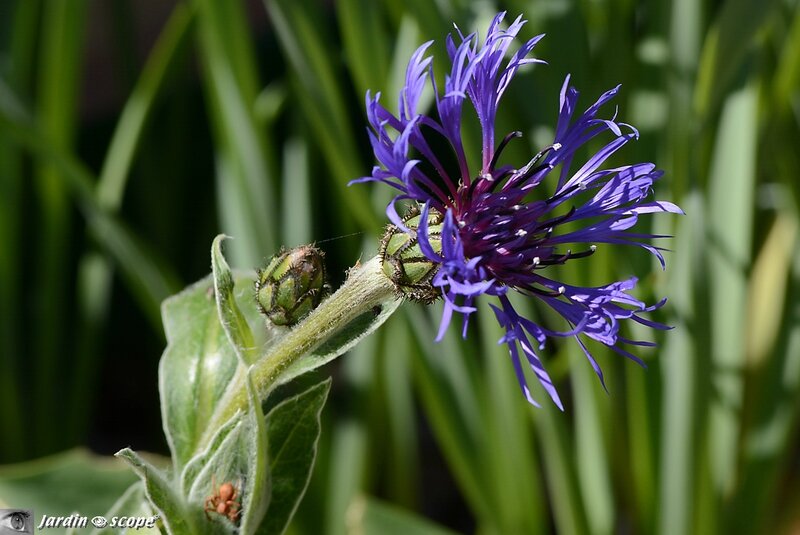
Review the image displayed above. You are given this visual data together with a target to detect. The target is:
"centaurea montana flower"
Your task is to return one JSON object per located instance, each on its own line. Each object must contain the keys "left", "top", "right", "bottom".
{"left": 352, "top": 12, "right": 682, "bottom": 409}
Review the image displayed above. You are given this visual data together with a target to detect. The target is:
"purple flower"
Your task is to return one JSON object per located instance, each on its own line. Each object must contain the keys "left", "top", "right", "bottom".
{"left": 352, "top": 12, "right": 682, "bottom": 409}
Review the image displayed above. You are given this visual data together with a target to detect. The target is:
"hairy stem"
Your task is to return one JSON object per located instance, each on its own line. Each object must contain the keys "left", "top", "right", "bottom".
{"left": 198, "top": 255, "right": 397, "bottom": 450}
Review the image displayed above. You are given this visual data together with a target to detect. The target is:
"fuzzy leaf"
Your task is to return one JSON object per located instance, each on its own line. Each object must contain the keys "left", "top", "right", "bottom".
{"left": 181, "top": 412, "right": 243, "bottom": 495}
{"left": 185, "top": 423, "right": 245, "bottom": 535}
{"left": 256, "top": 379, "right": 331, "bottom": 535}
{"left": 116, "top": 449, "right": 198, "bottom": 535}
{"left": 159, "top": 270, "right": 266, "bottom": 471}
{"left": 212, "top": 235, "right": 258, "bottom": 365}
{"left": 186, "top": 421, "right": 245, "bottom": 505}
{"left": 238, "top": 372, "right": 272, "bottom": 534}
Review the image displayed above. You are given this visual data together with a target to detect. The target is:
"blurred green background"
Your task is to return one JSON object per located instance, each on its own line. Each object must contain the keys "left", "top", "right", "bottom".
{"left": 1, "top": 0, "right": 799, "bottom": 533}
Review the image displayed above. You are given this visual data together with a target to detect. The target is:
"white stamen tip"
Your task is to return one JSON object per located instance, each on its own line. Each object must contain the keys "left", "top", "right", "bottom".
{"left": 578, "top": 182, "right": 587, "bottom": 190}
{"left": 552, "top": 143, "right": 562, "bottom": 151}
{"left": 512, "top": 204, "right": 522, "bottom": 211}
{"left": 458, "top": 220, "right": 466, "bottom": 228}
{"left": 516, "top": 229, "right": 527, "bottom": 237}
{"left": 498, "top": 247, "right": 509, "bottom": 255}
{"left": 590, "top": 245, "right": 597, "bottom": 251}
{"left": 532, "top": 257, "right": 540, "bottom": 265}
{"left": 482, "top": 173, "right": 494, "bottom": 182}
{"left": 558, "top": 286, "right": 566, "bottom": 294}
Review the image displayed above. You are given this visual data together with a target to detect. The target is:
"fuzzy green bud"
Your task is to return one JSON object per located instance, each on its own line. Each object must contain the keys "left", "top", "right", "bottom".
{"left": 255, "top": 245, "right": 328, "bottom": 326}
{"left": 380, "top": 205, "right": 443, "bottom": 303}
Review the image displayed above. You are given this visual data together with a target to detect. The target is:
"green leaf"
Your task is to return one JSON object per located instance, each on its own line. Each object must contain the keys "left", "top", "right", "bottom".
{"left": 181, "top": 378, "right": 269, "bottom": 534}
{"left": 184, "top": 418, "right": 245, "bottom": 501}
{"left": 212, "top": 235, "right": 258, "bottom": 365}
{"left": 239, "top": 372, "right": 272, "bottom": 534}
{"left": 256, "top": 379, "right": 331, "bottom": 535}
{"left": 183, "top": 418, "right": 245, "bottom": 534}
{"left": 169, "top": 247, "right": 397, "bottom": 466}
{"left": 181, "top": 413, "right": 243, "bottom": 495}
{"left": 159, "top": 274, "right": 248, "bottom": 470}
{"left": 345, "top": 496, "right": 459, "bottom": 535}
{"left": 115, "top": 448, "right": 198, "bottom": 535}
{"left": 275, "top": 297, "right": 401, "bottom": 388}
{"left": 0, "top": 449, "right": 139, "bottom": 531}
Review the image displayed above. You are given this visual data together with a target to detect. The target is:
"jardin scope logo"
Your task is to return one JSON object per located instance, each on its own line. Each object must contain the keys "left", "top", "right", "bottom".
{"left": 0, "top": 507, "right": 159, "bottom": 532}
{"left": 0, "top": 510, "right": 32, "bottom": 534}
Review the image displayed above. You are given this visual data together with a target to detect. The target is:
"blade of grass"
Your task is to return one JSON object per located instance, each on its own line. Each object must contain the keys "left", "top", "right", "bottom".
{"left": 0, "top": 0, "right": 40, "bottom": 462}
{"left": 773, "top": 2, "right": 800, "bottom": 112}
{"left": 33, "top": 0, "right": 89, "bottom": 454}
{"left": 194, "top": 0, "right": 277, "bottom": 267}
{"left": 706, "top": 76, "right": 758, "bottom": 505}
{"left": 381, "top": 0, "right": 451, "bottom": 62}
{"left": 108, "top": 0, "right": 138, "bottom": 92}
{"left": 379, "top": 316, "right": 419, "bottom": 508}
{"left": 733, "top": 214, "right": 800, "bottom": 533}
{"left": 324, "top": 316, "right": 383, "bottom": 535}
{"left": 623, "top": 295, "right": 664, "bottom": 534}
{"left": 345, "top": 496, "right": 460, "bottom": 535}
{"left": 264, "top": 0, "right": 378, "bottom": 232}
{"left": 281, "top": 133, "right": 312, "bottom": 247}
{"left": 404, "top": 308, "right": 490, "bottom": 526}
{"left": 658, "top": 0, "right": 704, "bottom": 525}
{"left": 337, "top": 0, "right": 390, "bottom": 99}
{"left": 97, "top": 3, "right": 194, "bottom": 211}
{"left": 0, "top": 133, "right": 25, "bottom": 461}
{"left": 67, "top": 1, "right": 196, "bottom": 444}
{"left": 560, "top": 253, "right": 614, "bottom": 535}
{"left": 254, "top": 81, "right": 287, "bottom": 129}
{"left": 667, "top": 0, "right": 702, "bottom": 202}
{"left": 568, "top": 343, "right": 614, "bottom": 535}
{"left": 746, "top": 212, "right": 797, "bottom": 367}
{"left": 656, "top": 191, "right": 704, "bottom": 535}
{"left": 0, "top": 82, "right": 180, "bottom": 328}
{"left": 623, "top": 351, "right": 657, "bottom": 532}
{"left": 530, "top": 360, "right": 590, "bottom": 535}
{"left": 476, "top": 304, "right": 544, "bottom": 535}
{"left": 384, "top": 16, "right": 424, "bottom": 119}
{"left": 694, "top": 0, "right": 777, "bottom": 118}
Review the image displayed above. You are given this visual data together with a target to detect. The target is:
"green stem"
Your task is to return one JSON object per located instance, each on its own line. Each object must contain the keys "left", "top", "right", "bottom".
{"left": 198, "top": 255, "right": 397, "bottom": 450}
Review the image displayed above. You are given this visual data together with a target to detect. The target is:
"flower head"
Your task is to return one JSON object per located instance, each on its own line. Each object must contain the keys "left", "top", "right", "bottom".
{"left": 352, "top": 12, "right": 682, "bottom": 409}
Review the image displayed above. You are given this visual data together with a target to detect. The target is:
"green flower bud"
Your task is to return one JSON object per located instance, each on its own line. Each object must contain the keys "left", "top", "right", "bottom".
{"left": 380, "top": 204, "right": 443, "bottom": 303}
{"left": 255, "top": 245, "right": 328, "bottom": 326}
